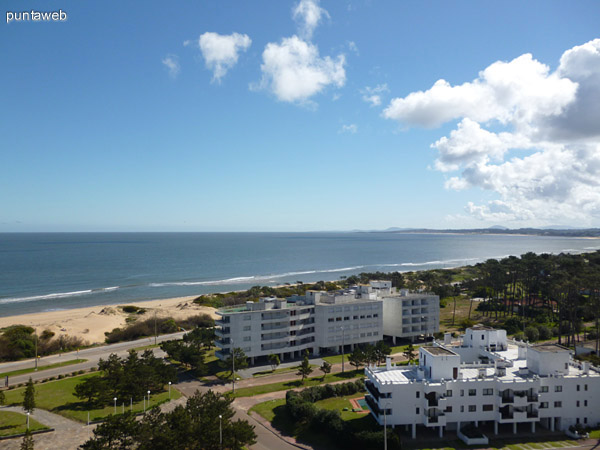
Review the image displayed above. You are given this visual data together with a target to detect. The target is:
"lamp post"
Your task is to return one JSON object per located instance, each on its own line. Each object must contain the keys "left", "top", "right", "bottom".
{"left": 113, "top": 397, "right": 117, "bottom": 415}
{"left": 147, "top": 390, "right": 151, "bottom": 409}
{"left": 219, "top": 414, "right": 223, "bottom": 450}
{"left": 26, "top": 412, "right": 30, "bottom": 429}
{"left": 383, "top": 402, "right": 391, "bottom": 450}
{"left": 143, "top": 396, "right": 146, "bottom": 413}
{"left": 231, "top": 340, "right": 235, "bottom": 394}
{"left": 168, "top": 381, "right": 172, "bottom": 399}
{"left": 341, "top": 326, "right": 345, "bottom": 373}
{"left": 34, "top": 333, "right": 38, "bottom": 371}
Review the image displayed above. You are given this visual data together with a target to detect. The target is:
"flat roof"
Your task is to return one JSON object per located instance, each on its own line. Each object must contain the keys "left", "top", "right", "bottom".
{"left": 531, "top": 344, "right": 570, "bottom": 353}
{"left": 422, "top": 346, "right": 457, "bottom": 356}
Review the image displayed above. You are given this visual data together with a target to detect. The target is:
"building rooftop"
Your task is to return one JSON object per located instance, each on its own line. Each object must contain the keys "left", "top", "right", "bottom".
{"left": 531, "top": 343, "right": 570, "bottom": 353}
{"left": 422, "top": 345, "right": 457, "bottom": 356}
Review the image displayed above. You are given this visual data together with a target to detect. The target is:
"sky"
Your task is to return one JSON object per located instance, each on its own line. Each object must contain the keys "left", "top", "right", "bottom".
{"left": 1, "top": 0, "right": 600, "bottom": 232}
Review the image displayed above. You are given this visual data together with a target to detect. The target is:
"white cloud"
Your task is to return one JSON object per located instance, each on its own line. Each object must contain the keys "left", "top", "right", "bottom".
{"left": 384, "top": 39, "right": 600, "bottom": 225}
{"left": 361, "top": 83, "right": 389, "bottom": 107}
{"left": 293, "top": 0, "right": 329, "bottom": 40}
{"left": 162, "top": 54, "right": 180, "bottom": 78}
{"left": 197, "top": 32, "right": 251, "bottom": 83}
{"left": 348, "top": 41, "right": 359, "bottom": 55}
{"left": 258, "top": 36, "right": 345, "bottom": 104}
{"left": 340, "top": 123, "right": 357, "bottom": 134}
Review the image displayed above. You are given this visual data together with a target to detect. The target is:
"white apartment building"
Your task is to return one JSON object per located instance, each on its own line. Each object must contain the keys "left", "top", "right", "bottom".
{"left": 364, "top": 326, "right": 600, "bottom": 439}
{"left": 375, "top": 283, "right": 439, "bottom": 342}
{"left": 214, "top": 284, "right": 384, "bottom": 363}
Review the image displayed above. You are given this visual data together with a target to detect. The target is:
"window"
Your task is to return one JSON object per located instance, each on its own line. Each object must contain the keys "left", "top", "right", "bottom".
{"left": 336, "top": 317, "right": 342, "bottom": 322}
{"left": 540, "top": 386, "right": 548, "bottom": 393}
{"left": 344, "top": 316, "right": 350, "bottom": 321}
{"left": 540, "top": 402, "right": 548, "bottom": 409}
{"left": 554, "top": 401, "right": 562, "bottom": 408}
{"left": 416, "top": 392, "right": 420, "bottom": 398}
{"left": 243, "top": 326, "right": 251, "bottom": 331}
{"left": 483, "top": 388, "right": 493, "bottom": 396}
{"left": 460, "top": 406, "right": 464, "bottom": 412}
{"left": 416, "top": 407, "right": 420, "bottom": 414}
{"left": 373, "top": 313, "right": 379, "bottom": 317}
{"left": 469, "top": 389, "right": 476, "bottom": 396}
{"left": 577, "top": 385, "right": 580, "bottom": 391}
{"left": 446, "top": 390, "right": 453, "bottom": 397}
{"left": 468, "top": 405, "right": 476, "bottom": 412}
{"left": 243, "top": 315, "right": 251, "bottom": 321}
{"left": 445, "top": 406, "right": 452, "bottom": 413}
{"left": 483, "top": 404, "right": 493, "bottom": 411}
{"left": 585, "top": 384, "right": 588, "bottom": 391}
{"left": 353, "top": 316, "right": 358, "bottom": 320}
{"left": 243, "top": 336, "right": 251, "bottom": 342}
{"left": 555, "top": 386, "right": 562, "bottom": 392}
{"left": 585, "top": 418, "right": 588, "bottom": 424}
{"left": 585, "top": 400, "right": 588, "bottom": 407}
{"left": 481, "top": 335, "right": 485, "bottom": 340}
{"left": 460, "top": 390, "right": 464, "bottom": 397}
{"left": 328, "top": 318, "right": 334, "bottom": 322}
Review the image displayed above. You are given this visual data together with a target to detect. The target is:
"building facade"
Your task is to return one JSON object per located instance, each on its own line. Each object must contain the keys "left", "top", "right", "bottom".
{"left": 380, "top": 287, "right": 440, "bottom": 342}
{"left": 364, "top": 326, "right": 600, "bottom": 438}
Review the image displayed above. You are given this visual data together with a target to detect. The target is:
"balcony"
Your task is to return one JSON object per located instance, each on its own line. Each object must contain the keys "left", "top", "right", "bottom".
{"left": 214, "top": 327, "right": 230, "bottom": 337}
{"left": 423, "top": 412, "right": 446, "bottom": 427}
{"left": 261, "top": 333, "right": 288, "bottom": 341}
{"left": 261, "top": 314, "right": 289, "bottom": 323}
{"left": 261, "top": 323, "right": 287, "bottom": 331}
{"left": 365, "top": 380, "right": 381, "bottom": 400}
{"left": 527, "top": 410, "right": 539, "bottom": 418}
{"left": 215, "top": 338, "right": 231, "bottom": 347}
{"left": 527, "top": 394, "right": 538, "bottom": 402}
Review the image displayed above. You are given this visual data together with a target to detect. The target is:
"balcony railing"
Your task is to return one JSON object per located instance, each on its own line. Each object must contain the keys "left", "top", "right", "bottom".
{"left": 365, "top": 380, "right": 381, "bottom": 401}
{"left": 527, "top": 394, "right": 538, "bottom": 402}
{"left": 527, "top": 410, "right": 539, "bottom": 418}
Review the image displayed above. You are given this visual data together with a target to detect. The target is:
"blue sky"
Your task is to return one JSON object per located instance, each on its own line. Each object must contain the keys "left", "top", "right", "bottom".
{"left": 2, "top": 0, "right": 599, "bottom": 231}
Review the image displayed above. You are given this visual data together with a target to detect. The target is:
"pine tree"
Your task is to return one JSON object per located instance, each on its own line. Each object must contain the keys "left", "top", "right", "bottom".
{"left": 319, "top": 361, "right": 331, "bottom": 380}
{"left": 22, "top": 378, "right": 35, "bottom": 414}
{"left": 296, "top": 351, "right": 313, "bottom": 383}
{"left": 403, "top": 344, "right": 417, "bottom": 364}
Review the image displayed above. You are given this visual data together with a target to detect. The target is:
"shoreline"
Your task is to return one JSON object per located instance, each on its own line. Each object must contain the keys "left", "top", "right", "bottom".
{"left": 0, "top": 296, "right": 218, "bottom": 345}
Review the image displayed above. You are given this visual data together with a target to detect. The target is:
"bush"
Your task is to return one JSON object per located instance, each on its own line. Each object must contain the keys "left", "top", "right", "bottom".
{"left": 537, "top": 324, "right": 552, "bottom": 340}
{"left": 121, "top": 305, "right": 144, "bottom": 314}
{"left": 525, "top": 326, "right": 540, "bottom": 342}
{"left": 513, "top": 332, "right": 525, "bottom": 341}
{"left": 460, "top": 318, "right": 475, "bottom": 330}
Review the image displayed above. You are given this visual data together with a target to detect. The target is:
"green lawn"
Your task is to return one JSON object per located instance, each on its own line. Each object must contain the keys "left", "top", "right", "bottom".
{"left": 589, "top": 428, "right": 600, "bottom": 439}
{"left": 0, "top": 410, "right": 49, "bottom": 437}
{"left": 0, "top": 359, "right": 87, "bottom": 378}
{"left": 231, "top": 369, "right": 363, "bottom": 398}
{"left": 252, "top": 365, "right": 317, "bottom": 378}
{"left": 321, "top": 345, "right": 414, "bottom": 365}
{"left": 2, "top": 374, "right": 182, "bottom": 423}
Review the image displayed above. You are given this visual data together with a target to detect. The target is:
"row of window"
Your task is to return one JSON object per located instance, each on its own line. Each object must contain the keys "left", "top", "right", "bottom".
{"left": 329, "top": 304, "right": 380, "bottom": 313}
{"left": 327, "top": 314, "right": 379, "bottom": 322}
{"left": 327, "top": 331, "right": 379, "bottom": 342}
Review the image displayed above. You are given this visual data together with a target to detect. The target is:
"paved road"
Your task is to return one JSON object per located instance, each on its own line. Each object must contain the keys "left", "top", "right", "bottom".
{"left": 0, "top": 332, "right": 185, "bottom": 386}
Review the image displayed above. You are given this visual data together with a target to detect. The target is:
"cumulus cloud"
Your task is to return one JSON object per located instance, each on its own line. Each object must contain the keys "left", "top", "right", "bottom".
{"left": 384, "top": 38, "right": 600, "bottom": 225}
{"left": 293, "top": 0, "right": 329, "bottom": 40}
{"left": 197, "top": 32, "right": 251, "bottom": 83}
{"left": 258, "top": 36, "right": 345, "bottom": 104}
{"left": 162, "top": 54, "right": 180, "bottom": 78}
{"left": 340, "top": 123, "right": 357, "bottom": 134}
{"left": 361, "top": 83, "right": 389, "bottom": 107}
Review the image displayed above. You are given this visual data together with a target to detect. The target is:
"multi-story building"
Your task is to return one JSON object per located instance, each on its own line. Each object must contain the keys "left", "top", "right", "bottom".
{"left": 364, "top": 326, "right": 600, "bottom": 439}
{"left": 373, "top": 282, "right": 439, "bottom": 342}
{"left": 214, "top": 284, "right": 384, "bottom": 363}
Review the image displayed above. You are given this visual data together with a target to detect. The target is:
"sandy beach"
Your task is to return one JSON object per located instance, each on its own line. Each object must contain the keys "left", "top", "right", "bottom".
{"left": 0, "top": 297, "right": 218, "bottom": 345}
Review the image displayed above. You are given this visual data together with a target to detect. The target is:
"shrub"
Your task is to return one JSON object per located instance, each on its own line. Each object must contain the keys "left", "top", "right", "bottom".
{"left": 525, "top": 326, "right": 540, "bottom": 342}
{"left": 121, "top": 305, "right": 142, "bottom": 313}
{"left": 537, "top": 324, "right": 552, "bottom": 340}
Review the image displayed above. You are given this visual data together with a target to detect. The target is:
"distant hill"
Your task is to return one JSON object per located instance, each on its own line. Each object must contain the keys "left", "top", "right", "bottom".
{"left": 364, "top": 227, "right": 600, "bottom": 238}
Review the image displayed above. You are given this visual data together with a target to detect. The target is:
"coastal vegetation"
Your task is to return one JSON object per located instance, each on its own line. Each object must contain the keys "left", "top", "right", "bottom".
{"left": 80, "top": 390, "right": 256, "bottom": 450}
{"left": 104, "top": 313, "right": 214, "bottom": 344}
{"left": 159, "top": 326, "right": 215, "bottom": 375}
{"left": 0, "top": 325, "right": 86, "bottom": 362}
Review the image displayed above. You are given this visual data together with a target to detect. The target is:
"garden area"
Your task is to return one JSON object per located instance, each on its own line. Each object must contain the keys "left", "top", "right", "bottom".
{"left": 0, "top": 410, "right": 49, "bottom": 437}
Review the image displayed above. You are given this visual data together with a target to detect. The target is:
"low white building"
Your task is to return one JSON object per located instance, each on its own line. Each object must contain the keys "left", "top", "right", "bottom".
{"left": 364, "top": 326, "right": 600, "bottom": 438}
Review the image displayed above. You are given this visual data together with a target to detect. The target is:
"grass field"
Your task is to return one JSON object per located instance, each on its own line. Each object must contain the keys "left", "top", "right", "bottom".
{"left": 0, "top": 359, "right": 87, "bottom": 378}
{"left": 252, "top": 364, "right": 317, "bottom": 377}
{"left": 2, "top": 374, "right": 181, "bottom": 423}
{"left": 0, "top": 411, "right": 49, "bottom": 437}
{"left": 439, "top": 296, "right": 487, "bottom": 334}
{"left": 231, "top": 369, "right": 363, "bottom": 398}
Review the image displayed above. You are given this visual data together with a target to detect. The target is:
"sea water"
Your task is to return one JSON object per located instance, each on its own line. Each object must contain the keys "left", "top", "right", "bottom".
{"left": 1, "top": 232, "right": 598, "bottom": 317}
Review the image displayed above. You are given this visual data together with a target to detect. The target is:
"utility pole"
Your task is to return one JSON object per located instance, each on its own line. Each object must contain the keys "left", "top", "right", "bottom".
{"left": 231, "top": 340, "right": 235, "bottom": 394}
{"left": 341, "top": 326, "right": 345, "bottom": 373}
{"left": 34, "top": 333, "right": 38, "bottom": 371}
{"left": 154, "top": 310, "right": 157, "bottom": 346}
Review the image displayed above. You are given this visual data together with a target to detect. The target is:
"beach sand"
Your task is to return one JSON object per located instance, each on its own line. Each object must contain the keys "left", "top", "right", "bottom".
{"left": 0, "top": 297, "right": 218, "bottom": 345}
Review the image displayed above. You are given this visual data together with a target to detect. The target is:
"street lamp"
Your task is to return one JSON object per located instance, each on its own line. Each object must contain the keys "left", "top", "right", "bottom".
{"left": 34, "top": 333, "right": 38, "bottom": 371}
{"left": 26, "top": 412, "right": 30, "bottom": 429}
{"left": 113, "top": 397, "right": 117, "bottom": 415}
{"left": 168, "top": 381, "right": 172, "bottom": 399}
{"left": 219, "top": 414, "right": 223, "bottom": 450}
{"left": 147, "top": 390, "right": 151, "bottom": 409}
{"left": 341, "top": 326, "right": 345, "bottom": 373}
{"left": 231, "top": 340, "right": 235, "bottom": 394}
{"left": 383, "top": 401, "right": 391, "bottom": 450}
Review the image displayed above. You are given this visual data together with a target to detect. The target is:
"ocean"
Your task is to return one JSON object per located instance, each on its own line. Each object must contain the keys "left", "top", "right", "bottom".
{"left": 1, "top": 232, "right": 599, "bottom": 317}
